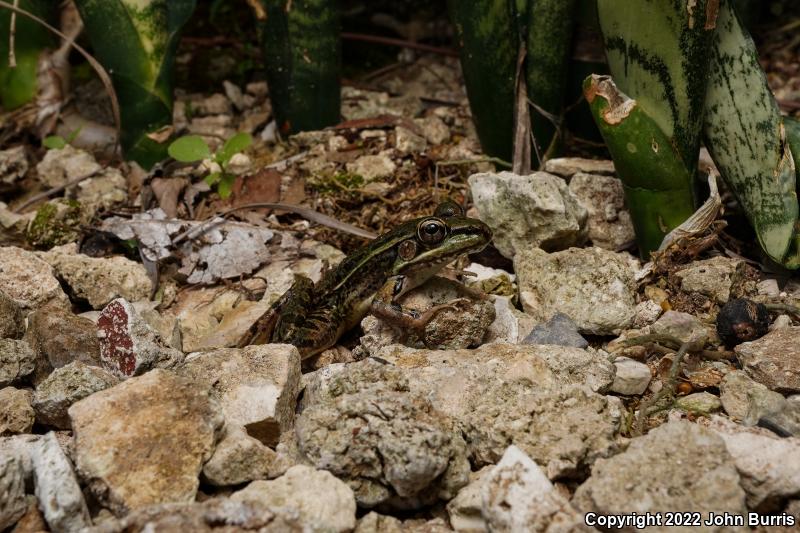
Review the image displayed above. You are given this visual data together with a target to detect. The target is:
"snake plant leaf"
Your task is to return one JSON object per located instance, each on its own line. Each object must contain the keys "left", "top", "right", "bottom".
{"left": 0, "top": 0, "right": 55, "bottom": 109}
{"left": 447, "top": 0, "right": 516, "bottom": 162}
{"left": 584, "top": 75, "right": 696, "bottom": 255}
{"left": 260, "top": 0, "right": 341, "bottom": 135}
{"left": 597, "top": 0, "right": 717, "bottom": 172}
{"left": 703, "top": 0, "right": 798, "bottom": 264}
{"left": 74, "top": 0, "right": 196, "bottom": 168}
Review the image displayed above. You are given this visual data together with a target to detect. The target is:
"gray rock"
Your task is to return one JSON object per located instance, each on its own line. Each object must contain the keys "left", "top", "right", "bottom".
{"left": 35, "top": 145, "right": 101, "bottom": 188}
{"left": 0, "top": 289, "right": 24, "bottom": 339}
{"left": 632, "top": 299, "right": 663, "bottom": 328}
{"left": 568, "top": 172, "right": 635, "bottom": 251}
{"left": 515, "top": 247, "right": 636, "bottom": 335}
{"left": 468, "top": 171, "right": 587, "bottom": 258}
{"left": 674, "top": 256, "right": 746, "bottom": 304}
{"left": 69, "top": 369, "right": 224, "bottom": 514}
{"left": 231, "top": 465, "right": 357, "bottom": 533}
{"left": 676, "top": 392, "right": 723, "bottom": 414}
{"left": 543, "top": 157, "right": 615, "bottom": 177}
{"left": 24, "top": 304, "right": 101, "bottom": 384}
{"left": 0, "top": 146, "right": 28, "bottom": 185}
{"left": 32, "top": 361, "right": 119, "bottom": 429}
{"left": 446, "top": 467, "right": 492, "bottom": 532}
{"left": 484, "top": 295, "right": 537, "bottom": 345}
{"left": 0, "top": 450, "right": 26, "bottom": 530}
{"left": 0, "top": 246, "right": 69, "bottom": 312}
{"left": 346, "top": 153, "right": 396, "bottom": 181}
{"left": 296, "top": 360, "right": 470, "bottom": 509}
{"left": 705, "top": 416, "right": 800, "bottom": 510}
{"left": 180, "top": 344, "right": 301, "bottom": 447}
{"left": 611, "top": 357, "right": 651, "bottom": 395}
{"left": 97, "top": 298, "right": 184, "bottom": 379}
{"left": 481, "top": 445, "right": 590, "bottom": 532}
{"left": 201, "top": 428, "right": 279, "bottom": 487}
{"left": 573, "top": 421, "right": 747, "bottom": 532}
{"left": 29, "top": 432, "right": 91, "bottom": 533}
{"left": 38, "top": 244, "right": 151, "bottom": 309}
{"left": 720, "top": 371, "right": 786, "bottom": 423}
{"left": 650, "top": 310, "right": 711, "bottom": 350}
{"left": 395, "top": 126, "right": 427, "bottom": 153}
{"left": 523, "top": 313, "right": 588, "bottom": 348}
{"left": 735, "top": 327, "right": 800, "bottom": 393}
{"left": 0, "top": 339, "right": 35, "bottom": 387}
{"left": 0, "top": 387, "right": 34, "bottom": 435}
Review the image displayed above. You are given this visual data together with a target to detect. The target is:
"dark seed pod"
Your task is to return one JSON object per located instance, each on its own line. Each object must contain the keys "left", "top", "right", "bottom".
{"left": 716, "top": 298, "right": 770, "bottom": 348}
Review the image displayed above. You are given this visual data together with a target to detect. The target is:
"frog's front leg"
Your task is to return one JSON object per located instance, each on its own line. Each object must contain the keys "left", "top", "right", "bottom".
{"left": 370, "top": 275, "right": 469, "bottom": 330}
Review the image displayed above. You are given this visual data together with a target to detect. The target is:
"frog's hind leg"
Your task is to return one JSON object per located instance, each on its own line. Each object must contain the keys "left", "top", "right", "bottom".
{"left": 241, "top": 275, "right": 315, "bottom": 347}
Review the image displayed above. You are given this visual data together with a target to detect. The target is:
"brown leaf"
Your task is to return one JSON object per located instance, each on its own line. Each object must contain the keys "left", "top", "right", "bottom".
{"left": 151, "top": 177, "right": 188, "bottom": 218}
{"left": 230, "top": 168, "right": 282, "bottom": 213}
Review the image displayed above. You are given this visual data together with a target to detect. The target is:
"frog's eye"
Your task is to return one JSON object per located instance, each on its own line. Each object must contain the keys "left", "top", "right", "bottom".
{"left": 398, "top": 239, "right": 417, "bottom": 260}
{"left": 417, "top": 218, "right": 447, "bottom": 245}
{"left": 434, "top": 201, "right": 464, "bottom": 218}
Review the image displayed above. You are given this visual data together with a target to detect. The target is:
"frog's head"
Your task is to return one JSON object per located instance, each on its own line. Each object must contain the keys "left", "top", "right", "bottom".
{"left": 391, "top": 201, "right": 492, "bottom": 279}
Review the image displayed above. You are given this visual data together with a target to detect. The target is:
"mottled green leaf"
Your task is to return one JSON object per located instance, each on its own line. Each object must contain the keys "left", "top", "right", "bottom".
{"left": 168, "top": 135, "right": 210, "bottom": 162}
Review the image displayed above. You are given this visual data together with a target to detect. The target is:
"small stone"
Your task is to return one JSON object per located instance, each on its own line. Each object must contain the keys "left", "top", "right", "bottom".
{"left": 32, "top": 361, "right": 119, "bottom": 429}
{"left": 573, "top": 421, "right": 747, "bottom": 531}
{"left": 0, "top": 339, "right": 35, "bottom": 388}
{"left": 5, "top": 496, "right": 47, "bottom": 533}
{"left": 515, "top": 247, "right": 636, "bottom": 335}
{"left": 651, "top": 310, "right": 710, "bottom": 350}
{"left": 35, "top": 145, "right": 100, "bottom": 188}
{"left": 446, "top": 467, "right": 492, "bottom": 532}
{"left": 0, "top": 146, "right": 28, "bottom": 185}
{"left": 522, "top": 312, "right": 588, "bottom": 348}
{"left": 757, "top": 279, "right": 780, "bottom": 297}
{"left": 611, "top": 357, "right": 652, "bottom": 395}
{"left": 192, "top": 93, "right": 232, "bottom": 115}
{"left": 568, "top": 172, "right": 635, "bottom": 251}
{"left": 469, "top": 171, "right": 587, "bottom": 258}
{"left": 232, "top": 465, "right": 357, "bottom": 533}
{"left": 481, "top": 445, "right": 589, "bottom": 532}
{"left": 674, "top": 256, "right": 746, "bottom": 304}
{"left": 414, "top": 115, "right": 450, "bottom": 145}
{"left": 223, "top": 80, "right": 245, "bottom": 110}
{"left": 69, "top": 369, "right": 224, "bottom": 514}
{"left": 770, "top": 314, "right": 793, "bottom": 331}
{"left": 720, "top": 371, "right": 786, "bottom": 423}
{"left": 735, "top": 327, "right": 800, "bottom": 393}
{"left": 24, "top": 304, "right": 101, "bottom": 384}
{"left": 201, "top": 428, "right": 279, "bottom": 487}
{"left": 76, "top": 168, "right": 127, "bottom": 214}
{"left": 97, "top": 298, "right": 184, "bottom": 379}
{"left": 394, "top": 126, "right": 427, "bottom": 153}
{"left": 632, "top": 299, "right": 663, "bottom": 328}
{"left": 0, "top": 247, "right": 69, "bottom": 312}
{"left": 676, "top": 392, "right": 722, "bottom": 414}
{"left": 29, "top": 432, "right": 91, "bottom": 532}
{"left": 0, "top": 452, "right": 26, "bottom": 530}
{"left": 543, "top": 157, "right": 615, "bottom": 177}
{"left": 0, "top": 289, "right": 24, "bottom": 339}
{"left": 484, "top": 296, "right": 537, "bottom": 344}
{"left": 0, "top": 388, "right": 34, "bottom": 435}
{"left": 346, "top": 154, "right": 396, "bottom": 182}
{"left": 37, "top": 244, "right": 151, "bottom": 309}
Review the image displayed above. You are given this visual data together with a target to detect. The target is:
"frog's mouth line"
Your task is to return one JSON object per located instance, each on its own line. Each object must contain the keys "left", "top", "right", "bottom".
{"left": 405, "top": 233, "right": 490, "bottom": 272}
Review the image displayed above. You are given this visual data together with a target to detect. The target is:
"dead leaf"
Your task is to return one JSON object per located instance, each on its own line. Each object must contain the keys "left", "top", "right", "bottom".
{"left": 281, "top": 176, "right": 306, "bottom": 205}
{"left": 230, "top": 168, "right": 282, "bottom": 213}
{"left": 146, "top": 125, "right": 175, "bottom": 144}
{"left": 151, "top": 177, "right": 187, "bottom": 218}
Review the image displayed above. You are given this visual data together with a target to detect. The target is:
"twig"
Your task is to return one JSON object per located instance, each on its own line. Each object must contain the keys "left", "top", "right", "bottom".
{"left": 8, "top": 0, "right": 18, "bottom": 67}
{"left": 341, "top": 32, "right": 459, "bottom": 57}
{"left": 14, "top": 169, "right": 101, "bottom": 213}
{"left": 633, "top": 340, "right": 691, "bottom": 436}
{"left": 611, "top": 333, "right": 685, "bottom": 351}
{"left": 765, "top": 302, "right": 800, "bottom": 319}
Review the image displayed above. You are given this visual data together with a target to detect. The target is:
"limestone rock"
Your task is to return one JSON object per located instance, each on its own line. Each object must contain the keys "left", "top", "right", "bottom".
{"left": 650, "top": 310, "right": 711, "bottom": 350}
{"left": 24, "top": 304, "right": 101, "bottom": 384}
{"left": 0, "top": 388, "right": 34, "bottom": 435}
{"left": 346, "top": 154, "right": 396, "bottom": 181}
{"left": 97, "top": 298, "right": 184, "bottom": 379}
{"left": 676, "top": 392, "right": 723, "bottom": 414}
{"left": 231, "top": 465, "right": 357, "bottom": 533}
{"left": 69, "top": 369, "right": 224, "bottom": 514}
{"left": 35, "top": 145, "right": 100, "bottom": 188}
{"left": 0, "top": 289, "right": 24, "bottom": 339}
{"left": 543, "top": 158, "right": 615, "bottom": 177}
{"left": 0, "top": 247, "right": 69, "bottom": 312}
{"left": 674, "top": 256, "right": 746, "bottom": 304}
{"left": 573, "top": 421, "right": 747, "bottom": 532}
{"left": 735, "top": 327, "right": 800, "bottom": 393}
{"left": 0, "top": 339, "right": 35, "bottom": 388}
{"left": 515, "top": 247, "right": 636, "bottom": 335}
{"left": 296, "top": 360, "right": 470, "bottom": 508}
{"left": 522, "top": 313, "right": 588, "bottom": 348}
{"left": 201, "top": 428, "right": 279, "bottom": 487}
{"left": 33, "top": 361, "right": 119, "bottom": 429}
{"left": 568, "top": 172, "right": 635, "bottom": 251}
{"left": 611, "top": 357, "right": 651, "bottom": 396}
{"left": 38, "top": 244, "right": 151, "bottom": 309}
{"left": 468, "top": 171, "right": 587, "bottom": 257}
{"left": 0, "top": 448, "right": 26, "bottom": 530}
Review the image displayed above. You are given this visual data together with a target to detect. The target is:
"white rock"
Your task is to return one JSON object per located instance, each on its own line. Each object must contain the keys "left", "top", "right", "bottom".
{"left": 395, "top": 126, "right": 427, "bottom": 153}
{"left": 232, "top": 465, "right": 357, "bottom": 533}
{"left": 611, "top": 357, "right": 651, "bottom": 395}
{"left": 469, "top": 171, "right": 587, "bottom": 258}
{"left": 568, "top": 172, "right": 635, "bottom": 251}
{"left": 0, "top": 247, "right": 69, "bottom": 312}
{"left": 35, "top": 145, "right": 100, "bottom": 188}
{"left": 0, "top": 449, "right": 26, "bottom": 530}
{"left": 346, "top": 154, "right": 396, "bottom": 181}
{"left": 447, "top": 467, "right": 492, "bottom": 532}
{"left": 632, "top": 299, "right": 663, "bottom": 328}
{"left": 0, "top": 146, "right": 28, "bottom": 185}
{"left": 674, "top": 256, "right": 746, "bottom": 304}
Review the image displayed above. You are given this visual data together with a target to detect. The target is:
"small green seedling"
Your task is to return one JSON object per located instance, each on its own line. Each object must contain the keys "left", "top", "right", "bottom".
{"left": 43, "top": 126, "right": 83, "bottom": 150}
{"left": 168, "top": 132, "right": 252, "bottom": 199}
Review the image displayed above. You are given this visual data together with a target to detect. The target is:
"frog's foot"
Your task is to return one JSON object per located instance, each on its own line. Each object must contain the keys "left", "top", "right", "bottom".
{"left": 371, "top": 297, "right": 471, "bottom": 331}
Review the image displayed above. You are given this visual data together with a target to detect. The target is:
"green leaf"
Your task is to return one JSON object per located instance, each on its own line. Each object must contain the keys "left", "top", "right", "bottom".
{"left": 168, "top": 135, "right": 211, "bottom": 162}
{"left": 204, "top": 171, "right": 222, "bottom": 186}
{"left": 43, "top": 136, "right": 67, "bottom": 150}
{"left": 66, "top": 126, "right": 84, "bottom": 144}
{"left": 217, "top": 132, "right": 252, "bottom": 165}
{"left": 217, "top": 173, "right": 236, "bottom": 199}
